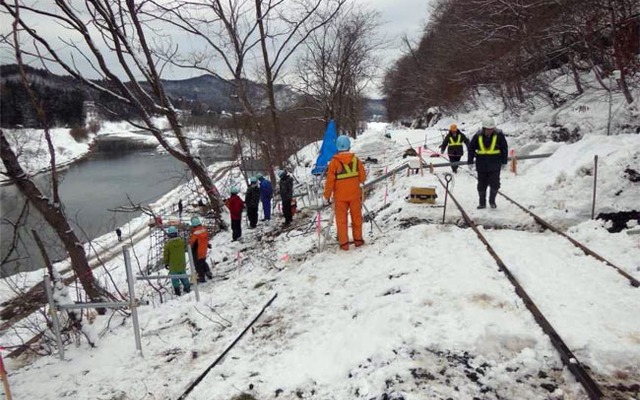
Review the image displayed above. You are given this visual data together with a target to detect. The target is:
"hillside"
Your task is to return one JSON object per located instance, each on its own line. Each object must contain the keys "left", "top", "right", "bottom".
{"left": 1, "top": 65, "right": 382, "bottom": 126}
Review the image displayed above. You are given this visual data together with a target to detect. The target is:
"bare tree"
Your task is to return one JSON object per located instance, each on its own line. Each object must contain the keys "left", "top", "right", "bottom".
{"left": 0, "top": 8, "right": 108, "bottom": 304}
{"left": 1, "top": 0, "right": 224, "bottom": 218}
{"left": 383, "top": 0, "right": 638, "bottom": 120}
{"left": 296, "top": 4, "right": 382, "bottom": 134}
{"left": 151, "top": 0, "right": 344, "bottom": 180}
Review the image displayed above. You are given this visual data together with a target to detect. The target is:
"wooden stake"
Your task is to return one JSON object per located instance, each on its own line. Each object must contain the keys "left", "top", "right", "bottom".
{"left": 0, "top": 352, "right": 13, "bottom": 400}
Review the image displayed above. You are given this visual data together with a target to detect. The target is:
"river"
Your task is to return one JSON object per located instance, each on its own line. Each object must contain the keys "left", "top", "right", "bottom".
{"left": 1, "top": 150, "right": 191, "bottom": 277}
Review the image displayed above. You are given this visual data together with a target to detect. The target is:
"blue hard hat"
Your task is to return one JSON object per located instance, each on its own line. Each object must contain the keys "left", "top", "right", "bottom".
{"left": 336, "top": 135, "right": 351, "bottom": 151}
{"left": 230, "top": 186, "right": 239, "bottom": 194}
{"left": 191, "top": 216, "right": 201, "bottom": 226}
{"left": 167, "top": 226, "right": 178, "bottom": 236}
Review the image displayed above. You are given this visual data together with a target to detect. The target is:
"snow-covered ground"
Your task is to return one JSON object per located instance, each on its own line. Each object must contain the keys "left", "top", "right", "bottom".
{"left": 1, "top": 73, "right": 639, "bottom": 399}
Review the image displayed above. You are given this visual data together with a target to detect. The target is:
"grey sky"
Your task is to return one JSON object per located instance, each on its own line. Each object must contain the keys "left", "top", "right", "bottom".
{"left": 0, "top": 0, "right": 430, "bottom": 95}
{"left": 373, "top": 0, "right": 429, "bottom": 64}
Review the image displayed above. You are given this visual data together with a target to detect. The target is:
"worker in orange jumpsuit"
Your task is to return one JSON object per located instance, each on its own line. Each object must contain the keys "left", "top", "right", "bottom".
{"left": 323, "top": 135, "right": 366, "bottom": 250}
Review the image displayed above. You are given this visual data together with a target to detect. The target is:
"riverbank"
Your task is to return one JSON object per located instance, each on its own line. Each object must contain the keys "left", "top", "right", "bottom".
{"left": 1, "top": 120, "right": 235, "bottom": 278}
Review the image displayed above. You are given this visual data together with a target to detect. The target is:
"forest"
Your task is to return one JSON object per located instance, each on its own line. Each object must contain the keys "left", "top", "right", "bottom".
{"left": 383, "top": 0, "right": 639, "bottom": 121}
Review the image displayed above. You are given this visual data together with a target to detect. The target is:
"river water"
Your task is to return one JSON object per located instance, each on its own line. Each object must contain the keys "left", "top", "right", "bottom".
{"left": 0, "top": 150, "right": 189, "bottom": 277}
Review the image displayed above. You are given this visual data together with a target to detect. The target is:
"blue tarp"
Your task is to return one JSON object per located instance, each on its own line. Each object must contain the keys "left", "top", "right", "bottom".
{"left": 311, "top": 120, "right": 338, "bottom": 175}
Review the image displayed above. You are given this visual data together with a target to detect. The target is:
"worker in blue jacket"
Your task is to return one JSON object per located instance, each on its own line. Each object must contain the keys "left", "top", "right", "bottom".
{"left": 257, "top": 173, "right": 273, "bottom": 222}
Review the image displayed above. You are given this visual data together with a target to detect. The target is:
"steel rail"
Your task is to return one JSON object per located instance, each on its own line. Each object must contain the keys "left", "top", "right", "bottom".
{"left": 497, "top": 190, "right": 640, "bottom": 287}
{"left": 362, "top": 153, "right": 553, "bottom": 189}
{"left": 176, "top": 292, "right": 278, "bottom": 400}
{"left": 436, "top": 175, "right": 604, "bottom": 400}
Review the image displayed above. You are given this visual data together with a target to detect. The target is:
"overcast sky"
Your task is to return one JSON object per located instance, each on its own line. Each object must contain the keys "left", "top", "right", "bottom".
{"left": 0, "top": 0, "right": 430, "bottom": 96}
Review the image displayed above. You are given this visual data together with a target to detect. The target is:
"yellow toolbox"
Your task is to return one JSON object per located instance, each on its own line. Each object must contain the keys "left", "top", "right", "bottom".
{"left": 408, "top": 186, "right": 437, "bottom": 204}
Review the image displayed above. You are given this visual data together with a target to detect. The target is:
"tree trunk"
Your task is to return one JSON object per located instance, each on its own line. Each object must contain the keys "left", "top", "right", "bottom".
{"left": 0, "top": 130, "right": 106, "bottom": 303}
{"left": 255, "top": 0, "right": 284, "bottom": 168}
{"left": 569, "top": 55, "right": 584, "bottom": 95}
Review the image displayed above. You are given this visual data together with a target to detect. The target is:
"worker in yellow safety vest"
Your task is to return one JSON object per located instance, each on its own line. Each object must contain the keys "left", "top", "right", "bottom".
{"left": 468, "top": 117, "right": 509, "bottom": 209}
{"left": 323, "top": 135, "right": 366, "bottom": 250}
{"left": 440, "top": 123, "right": 470, "bottom": 173}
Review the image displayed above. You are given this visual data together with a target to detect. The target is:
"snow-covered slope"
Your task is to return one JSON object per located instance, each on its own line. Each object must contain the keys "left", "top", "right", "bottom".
{"left": 1, "top": 76, "right": 639, "bottom": 399}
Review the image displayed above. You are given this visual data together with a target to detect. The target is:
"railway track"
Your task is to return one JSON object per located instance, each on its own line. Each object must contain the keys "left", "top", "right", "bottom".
{"left": 436, "top": 174, "right": 640, "bottom": 400}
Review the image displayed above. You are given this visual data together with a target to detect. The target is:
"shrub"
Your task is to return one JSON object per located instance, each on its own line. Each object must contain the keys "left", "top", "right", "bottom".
{"left": 69, "top": 125, "right": 90, "bottom": 142}
{"left": 87, "top": 120, "right": 101, "bottom": 134}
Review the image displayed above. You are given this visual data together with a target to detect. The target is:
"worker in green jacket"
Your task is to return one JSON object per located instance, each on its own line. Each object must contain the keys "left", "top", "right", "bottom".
{"left": 163, "top": 226, "right": 191, "bottom": 296}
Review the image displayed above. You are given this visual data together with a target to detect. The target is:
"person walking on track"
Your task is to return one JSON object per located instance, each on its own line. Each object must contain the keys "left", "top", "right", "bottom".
{"left": 440, "top": 123, "right": 469, "bottom": 173}
{"left": 468, "top": 117, "right": 509, "bottom": 209}
{"left": 323, "top": 135, "right": 366, "bottom": 250}
{"left": 189, "top": 216, "right": 213, "bottom": 282}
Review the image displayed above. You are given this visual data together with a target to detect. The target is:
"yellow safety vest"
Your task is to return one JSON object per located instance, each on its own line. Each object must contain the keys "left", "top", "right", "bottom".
{"left": 477, "top": 134, "right": 500, "bottom": 155}
{"left": 336, "top": 156, "right": 359, "bottom": 180}
{"left": 448, "top": 135, "right": 463, "bottom": 146}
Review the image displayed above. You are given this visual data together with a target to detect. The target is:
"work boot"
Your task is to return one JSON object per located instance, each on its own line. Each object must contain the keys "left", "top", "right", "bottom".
{"left": 206, "top": 271, "right": 213, "bottom": 280}
{"left": 174, "top": 287, "right": 182, "bottom": 296}
{"left": 183, "top": 285, "right": 191, "bottom": 294}
{"left": 490, "top": 202, "right": 497, "bottom": 209}
{"left": 197, "top": 275, "right": 206, "bottom": 283}
{"left": 354, "top": 239, "right": 365, "bottom": 247}
{"left": 340, "top": 243, "right": 349, "bottom": 251}
{"left": 477, "top": 203, "right": 486, "bottom": 209}
{"left": 489, "top": 190, "right": 498, "bottom": 205}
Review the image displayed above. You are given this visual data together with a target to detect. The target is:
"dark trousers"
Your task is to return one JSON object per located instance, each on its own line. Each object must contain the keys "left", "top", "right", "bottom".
{"left": 477, "top": 170, "right": 501, "bottom": 205}
{"left": 194, "top": 258, "right": 210, "bottom": 281}
{"left": 282, "top": 198, "right": 292, "bottom": 223}
{"left": 247, "top": 206, "right": 258, "bottom": 228}
{"left": 261, "top": 198, "right": 271, "bottom": 220}
{"left": 231, "top": 219, "right": 242, "bottom": 240}
{"left": 449, "top": 154, "right": 462, "bottom": 172}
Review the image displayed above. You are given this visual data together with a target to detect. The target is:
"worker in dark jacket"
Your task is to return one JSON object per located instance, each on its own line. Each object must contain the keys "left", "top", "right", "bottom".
{"left": 440, "top": 123, "right": 469, "bottom": 173}
{"left": 245, "top": 177, "right": 261, "bottom": 229}
{"left": 468, "top": 117, "right": 509, "bottom": 209}
{"left": 225, "top": 187, "right": 244, "bottom": 241}
{"left": 278, "top": 169, "right": 294, "bottom": 227}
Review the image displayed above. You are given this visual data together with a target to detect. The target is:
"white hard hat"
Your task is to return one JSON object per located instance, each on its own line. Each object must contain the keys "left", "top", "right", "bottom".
{"left": 482, "top": 117, "right": 496, "bottom": 129}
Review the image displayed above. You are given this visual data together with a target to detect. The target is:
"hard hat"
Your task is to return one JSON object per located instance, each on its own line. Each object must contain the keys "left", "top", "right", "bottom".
{"left": 482, "top": 117, "right": 495, "bottom": 129}
{"left": 336, "top": 135, "right": 351, "bottom": 151}
{"left": 256, "top": 173, "right": 264, "bottom": 179}
{"left": 449, "top": 123, "right": 457, "bottom": 131}
{"left": 167, "top": 226, "right": 178, "bottom": 236}
{"left": 230, "top": 186, "right": 239, "bottom": 194}
{"left": 249, "top": 176, "right": 258, "bottom": 184}
{"left": 277, "top": 169, "right": 285, "bottom": 178}
{"left": 190, "top": 216, "right": 201, "bottom": 226}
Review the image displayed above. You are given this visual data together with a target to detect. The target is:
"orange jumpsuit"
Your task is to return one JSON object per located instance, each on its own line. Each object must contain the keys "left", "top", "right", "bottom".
{"left": 323, "top": 151, "right": 366, "bottom": 250}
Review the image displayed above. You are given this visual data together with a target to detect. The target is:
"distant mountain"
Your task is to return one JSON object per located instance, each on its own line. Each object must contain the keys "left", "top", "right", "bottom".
{"left": 0, "top": 64, "right": 384, "bottom": 127}
{"left": 158, "top": 74, "right": 299, "bottom": 113}
{"left": 0, "top": 65, "right": 90, "bottom": 127}
{"left": 158, "top": 74, "right": 237, "bottom": 112}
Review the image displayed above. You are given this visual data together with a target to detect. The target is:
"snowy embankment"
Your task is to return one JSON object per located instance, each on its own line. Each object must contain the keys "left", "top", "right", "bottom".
{"left": 1, "top": 74, "right": 640, "bottom": 399}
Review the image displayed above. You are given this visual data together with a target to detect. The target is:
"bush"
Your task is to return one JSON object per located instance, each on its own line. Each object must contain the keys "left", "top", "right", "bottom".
{"left": 87, "top": 120, "right": 101, "bottom": 134}
{"left": 231, "top": 394, "right": 257, "bottom": 400}
{"left": 69, "top": 125, "right": 90, "bottom": 142}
